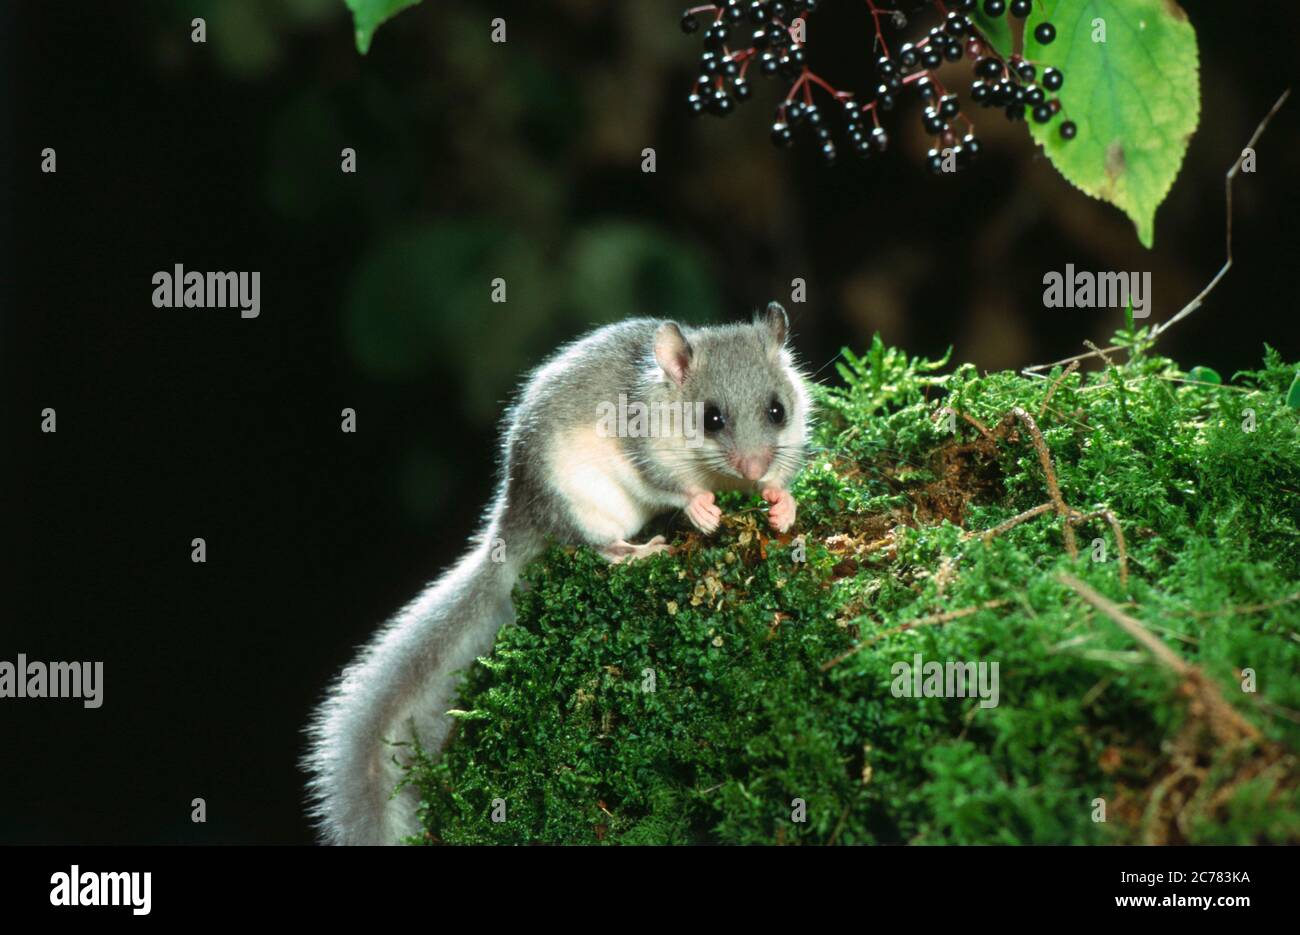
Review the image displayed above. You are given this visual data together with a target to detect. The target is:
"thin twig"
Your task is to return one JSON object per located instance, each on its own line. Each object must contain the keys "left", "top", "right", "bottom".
{"left": 1059, "top": 573, "right": 1262, "bottom": 744}
{"left": 1022, "top": 89, "right": 1291, "bottom": 378}
{"left": 964, "top": 501, "right": 1054, "bottom": 542}
{"left": 1154, "top": 88, "right": 1291, "bottom": 337}
{"left": 1058, "top": 573, "right": 1188, "bottom": 673}
{"left": 1068, "top": 508, "right": 1129, "bottom": 589}
{"left": 1037, "top": 360, "right": 1079, "bottom": 418}
{"left": 1006, "top": 407, "right": 1078, "bottom": 557}
{"left": 934, "top": 405, "right": 994, "bottom": 440}
{"left": 1190, "top": 591, "right": 1300, "bottom": 618}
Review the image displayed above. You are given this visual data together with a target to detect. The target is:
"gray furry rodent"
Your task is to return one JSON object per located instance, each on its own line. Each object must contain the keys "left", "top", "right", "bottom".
{"left": 304, "top": 303, "right": 811, "bottom": 844}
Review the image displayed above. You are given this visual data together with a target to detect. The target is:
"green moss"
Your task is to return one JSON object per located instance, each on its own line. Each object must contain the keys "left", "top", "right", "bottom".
{"left": 404, "top": 331, "right": 1300, "bottom": 844}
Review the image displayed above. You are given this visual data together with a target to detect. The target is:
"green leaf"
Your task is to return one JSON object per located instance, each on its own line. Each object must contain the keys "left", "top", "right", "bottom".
{"left": 971, "top": 7, "right": 1013, "bottom": 55}
{"left": 1286, "top": 372, "right": 1300, "bottom": 410}
{"left": 345, "top": 0, "right": 422, "bottom": 54}
{"left": 1186, "top": 366, "right": 1221, "bottom": 386}
{"left": 1024, "top": 0, "right": 1200, "bottom": 247}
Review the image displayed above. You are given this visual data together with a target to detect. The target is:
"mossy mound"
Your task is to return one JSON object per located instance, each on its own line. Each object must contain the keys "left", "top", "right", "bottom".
{"left": 404, "top": 330, "right": 1300, "bottom": 844}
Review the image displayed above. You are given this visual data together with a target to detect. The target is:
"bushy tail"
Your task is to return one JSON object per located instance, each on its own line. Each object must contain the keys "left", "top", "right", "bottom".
{"left": 304, "top": 530, "right": 533, "bottom": 845}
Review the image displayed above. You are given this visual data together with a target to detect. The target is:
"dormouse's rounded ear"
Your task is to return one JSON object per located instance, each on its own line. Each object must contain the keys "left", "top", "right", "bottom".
{"left": 654, "top": 322, "right": 693, "bottom": 387}
{"left": 757, "top": 301, "right": 788, "bottom": 349}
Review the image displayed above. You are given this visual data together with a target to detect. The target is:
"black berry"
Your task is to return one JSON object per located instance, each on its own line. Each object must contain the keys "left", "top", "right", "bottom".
{"left": 1010, "top": 0, "right": 1032, "bottom": 17}
{"left": 1042, "top": 67, "right": 1063, "bottom": 91}
{"left": 1060, "top": 120, "right": 1077, "bottom": 139}
{"left": 1034, "top": 22, "right": 1056, "bottom": 45}
{"left": 709, "top": 90, "right": 734, "bottom": 116}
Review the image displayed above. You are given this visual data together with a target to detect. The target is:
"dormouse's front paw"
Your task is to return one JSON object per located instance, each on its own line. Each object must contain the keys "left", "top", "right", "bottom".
{"left": 685, "top": 491, "right": 722, "bottom": 534}
{"left": 762, "top": 487, "right": 797, "bottom": 533}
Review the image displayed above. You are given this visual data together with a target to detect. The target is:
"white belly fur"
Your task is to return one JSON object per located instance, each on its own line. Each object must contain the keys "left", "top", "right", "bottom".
{"left": 548, "top": 425, "right": 663, "bottom": 545}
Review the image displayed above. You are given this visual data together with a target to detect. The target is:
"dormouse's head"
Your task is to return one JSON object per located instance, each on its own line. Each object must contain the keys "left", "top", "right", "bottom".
{"left": 652, "top": 302, "right": 810, "bottom": 488}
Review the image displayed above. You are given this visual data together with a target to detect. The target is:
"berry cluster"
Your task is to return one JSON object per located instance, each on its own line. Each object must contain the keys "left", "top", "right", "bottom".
{"left": 681, "top": 0, "right": 1077, "bottom": 169}
{"left": 682, "top": 0, "right": 824, "bottom": 119}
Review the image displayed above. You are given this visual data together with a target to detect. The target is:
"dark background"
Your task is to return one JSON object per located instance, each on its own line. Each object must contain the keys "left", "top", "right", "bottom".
{"left": 3, "top": 1, "right": 1297, "bottom": 844}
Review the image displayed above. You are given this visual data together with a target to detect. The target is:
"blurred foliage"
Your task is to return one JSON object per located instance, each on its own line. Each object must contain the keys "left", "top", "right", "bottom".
{"left": 154, "top": 0, "right": 338, "bottom": 76}
{"left": 342, "top": 218, "right": 720, "bottom": 422}
{"left": 405, "top": 336, "right": 1300, "bottom": 844}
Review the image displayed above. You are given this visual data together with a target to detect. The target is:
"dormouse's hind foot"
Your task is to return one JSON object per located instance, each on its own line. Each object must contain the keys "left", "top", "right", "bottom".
{"left": 600, "top": 535, "right": 670, "bottom": 564}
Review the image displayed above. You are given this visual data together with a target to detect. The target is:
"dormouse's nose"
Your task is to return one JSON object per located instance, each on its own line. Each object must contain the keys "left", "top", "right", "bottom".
{"left": 731, "top": 450, "right": 773, "bottom": 481}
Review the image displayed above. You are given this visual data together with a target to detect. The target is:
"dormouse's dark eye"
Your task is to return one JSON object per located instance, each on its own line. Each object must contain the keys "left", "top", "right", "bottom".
{"left": 703, "top": 403, "right": 726, "bottom": 434}
{"left": 767, "top": 397, "right": 785, "bottom": 426}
